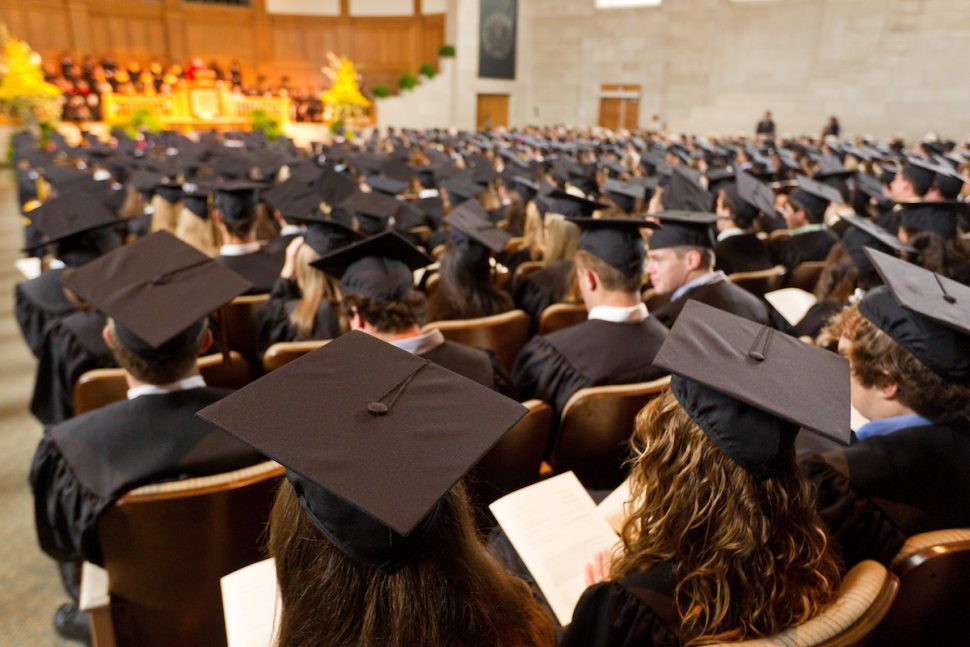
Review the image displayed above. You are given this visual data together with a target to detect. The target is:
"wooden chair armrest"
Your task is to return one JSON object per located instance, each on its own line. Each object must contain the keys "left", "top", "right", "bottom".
{"left": 81, "top": 561, "right": 118, "bottom": 647}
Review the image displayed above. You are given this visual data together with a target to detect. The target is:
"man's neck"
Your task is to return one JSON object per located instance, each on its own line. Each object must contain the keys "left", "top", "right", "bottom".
{"left": 585, "top": 291, "right": 641, "bottom": 310}
{"left": 125, "top": 368, "right": 201, "bottom": 390}
{"left": 223, "top": 231, "right": 257, "bottom": 245}
{"left": 366, "top": 326, "right": 423, "bottom": 343}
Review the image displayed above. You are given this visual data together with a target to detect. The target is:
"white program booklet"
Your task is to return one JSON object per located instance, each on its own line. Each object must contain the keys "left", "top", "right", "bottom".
{"left": 765, "top": 288, "right": 818, "bottom": 326}
{"left": 221, "top": 558, "right": 281, "bottom": 647}
{"left": 489, "top": 472, "right": 623, "bottom": 625}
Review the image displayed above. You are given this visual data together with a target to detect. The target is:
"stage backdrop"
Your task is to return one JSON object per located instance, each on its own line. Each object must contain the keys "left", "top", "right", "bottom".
{"left": 478, "top": 0, "right": 516, "bottom": 80}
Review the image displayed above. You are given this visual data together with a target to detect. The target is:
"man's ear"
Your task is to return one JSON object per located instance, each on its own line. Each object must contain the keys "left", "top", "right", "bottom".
{"left": 685, "top": 249, "right": 703, "bottom": 272}
{"left": 877, "top": 376, "right": 900, "bottom": 401}
{"left": 199, "top": 327, "right": 214, "bottom": 355}
{"left": 577, "top": 265, "right": 597, "bottom": 292}
{"left": 101, "top": 323, "right": 114, "bottom": 350}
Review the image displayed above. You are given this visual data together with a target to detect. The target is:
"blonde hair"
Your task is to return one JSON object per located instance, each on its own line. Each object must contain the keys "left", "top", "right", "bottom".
{"left": 150, "top": 194, "right": 179, "bottom": 233}
{"left": 522, "top": 201, "right": 544, "bottom": 261}
{"left": 174, "top": 206, "right": 221, "bottom": 257}
{"left": 290, "top": 244, "right": 342, "bottom": 338}
{"left": 613, "top": 390, "right": 841, "bottom": 645}
{"left": 543, "top": 217, "right": 581, "bottom": 265}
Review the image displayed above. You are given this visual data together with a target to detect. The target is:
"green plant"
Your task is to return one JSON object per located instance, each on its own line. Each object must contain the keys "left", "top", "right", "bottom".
{"left": 372, "top": 84, "right": 390, "bottom": 98}
{"left": 398, "top": 72, "right": 418, "bottom": 91}
{"left": 111, "top": 109, "right": 163, "bottom": 137}
{"left": 329, "top": 119, "right": 345, "bottom": 135}
{"left": 418, "top": 62, "right": 436, "bottom": 79}
{"left": 250, "top": 109, "right": 283, "bottom": 140}
{"left": 38, "top": 121, "right": 55, "bottom": 148}
{"left": 438, "top": 44, "right": 455, "bottom": 57}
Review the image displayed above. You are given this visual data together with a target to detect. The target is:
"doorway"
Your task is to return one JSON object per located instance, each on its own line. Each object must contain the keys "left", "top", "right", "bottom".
{"left": 476, "top": 93, "right": 510, "bottom": 129}
{"left": 598, "top": 84, "right": 640, "bottom": 130}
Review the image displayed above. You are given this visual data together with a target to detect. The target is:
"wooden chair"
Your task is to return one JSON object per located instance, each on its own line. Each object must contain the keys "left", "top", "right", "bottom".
{"left": 262, "top": 339, "right": 330, "bottom": 372}
{"left": 537, "top": 302, "right": 588, "bottom": 335}
{"left": 82, "top": 461, "right": 285, "bottom": 647}
{"left": 423, "top": 309, "right": 531, "bottom": 372}
{"left": 503, "top": 236, "right": 527, "bottom": 255}
{"left": 407, "top": 225, "right": 433, "bottom": 244}
{"left": 466, "top": 400, "right": 553, "bottom": 518}
{"left": 728, "top": 264, "right": 787, "bottom": 299}
{"left": 787, "top": 260, "right": 827, "bottom": 292}
{"left": 73, "top": 351, "right": 251, "bottom": 416}
{"left": 511, "top": 260, "right": 544, "bottom": 285}
{"left": 709, "top": 560, "right": 898, "bottom": 646}
{"left": 865, "top": 528, "right": 970, "bottom": 646}
{"left": 552, "top": 376, "right": 670, "bottom": 490}
{"left": 219, "top": 294, "right": 270, "bottom": 365}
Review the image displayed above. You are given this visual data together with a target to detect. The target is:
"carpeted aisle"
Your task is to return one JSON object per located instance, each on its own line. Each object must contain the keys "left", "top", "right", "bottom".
{"left": 0, "top": 169, "right": 77, "bottom": 646}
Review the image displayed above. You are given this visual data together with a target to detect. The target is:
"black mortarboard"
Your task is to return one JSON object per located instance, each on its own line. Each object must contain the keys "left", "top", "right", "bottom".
{"left": 861, "top": 248, "right": 970, "bottom": 384}
{"left": 705, "top": 167, "right": 736, "bottom": 194}
{"left": 441, "top": 175, "right": 486, "bottom": 202}
{"left": 208, "top": 154, "right": 255, "bottom": 180}
{"left": 197, "top": 331, "right": 527, "bottom": 573}
{"left": 213, "top": 180, "right": 262, "bottom": 225}
{"left": 840, "top": 213, "right": 916, "bottom": 274}
{"left": 444, "top": 199, "right": 511, "bottom": 254}
{"left": 901, "top": 156, "right": 940, "bottom": 192}
{"left": 648, "top": 211, "right": 720, "bottom": 250}
{"left": 898, "top": 201, "right": 966, "bottom": 239}
{"left": 303, "top": 220, "right": 364, "bottom": 257}
{"left": 312, "top": 230, "right": 433, "bottom": 302}
{"left": 180, "top": 181, "right": 212, "bottom": 220}
{"left": 653, "top": 300, "right": 851, "bottom": 468}
{"left": 568, "top": 216, "right": 658, "bottom": 277}
{"left": 736, "top": 169, "right": 778, "bottom": 217}
{"left": 366, "top": 175, "right": 409, "bottom": 196}
{"left": 339, "top": 191, "right": 401, "bottom": 224}
{"left": 23, "top": 195, "right": 121, "bottom": 252}
{"left": 815, "top": 155, "right": 854, "bottom": 180}
{"left": 641, "top": 151, "right": 673, "bottom": 177}
{"left": 378, "top": 159, "right": 417, "bottom": 183}
{"left": 60, "top": 231, "right": 251, "bottom": 360}
{"left": 788, "top": 174, "right": 841, "bottom": 222}
{"left": 853, "top": 172, "right": 888, "bottom": 201}
{"left": 664, "top": 167, "right": 714, "bottom": 213}
{"left": 539, "top": 190, "right": 608, "bottom": 219}
{"left": 276, "top": 188, "right": 325, "bottom": 223}
{"left": 414, "top": 196, "right": 444, "bottom": 227}
{"left": 602, "top": 178, "right": 646, "bottom": 214}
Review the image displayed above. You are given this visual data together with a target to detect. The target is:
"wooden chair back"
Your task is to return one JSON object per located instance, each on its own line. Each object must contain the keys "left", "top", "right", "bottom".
{"left": 511, "top": 260, "right": 544, "bottom": 285}
{"left": 866, "top": 529, "right": 970, "bottom": 646}
{"left": 787, "top": 260, "right": 827, "bottom": 292}
{"left": 503, "top": 236, "right": 527, "bottom": 255}
{"left": 537, "top": 302, "right": 588, "bottom": 335}
{"left": 92, "top": 461, "right": 284, "bottom": 647}
{"left": 262, "top": 339, "right": 330, "bottom": 373}
{"left": 709, "top": 560, "right": 898, "bottom": 646}
{"left": 553, "top": 376, "right": 670, "bottom": 489}
{"left": 73, "top": 351, "right": 251, "bottom": 416}
{"left": 728, "top": 264, "right": 787, "bottom": 299}
{"left": 467, "top": 400, "right": 553, "bottom": 515}
{"left": 219, "top": 294, "right": 270, "bottom": 364}
{"left": 423, "top": 309, "right": 531, "bottom": 372}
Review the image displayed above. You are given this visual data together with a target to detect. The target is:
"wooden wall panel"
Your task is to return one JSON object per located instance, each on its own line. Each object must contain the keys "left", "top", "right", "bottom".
{"left": 0, "top": 1, "right": 74, "bottom": 64}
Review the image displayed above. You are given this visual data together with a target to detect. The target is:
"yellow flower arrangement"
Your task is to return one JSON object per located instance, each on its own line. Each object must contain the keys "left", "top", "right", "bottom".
{"left": 320, "top": 53, "right": 370, "bottom": 126}
{"left": 0, "top": 26, "right": 62, "bottom": 126}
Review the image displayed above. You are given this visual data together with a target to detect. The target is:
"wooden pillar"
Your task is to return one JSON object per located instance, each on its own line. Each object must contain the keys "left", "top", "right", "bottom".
{"left": 65, "top": 0, "right": 92, "bottom": 56}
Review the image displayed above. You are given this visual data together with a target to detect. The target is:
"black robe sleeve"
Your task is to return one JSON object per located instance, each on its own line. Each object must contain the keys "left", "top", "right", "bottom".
{"left": 15, "top": 284, "right": 66, "bottom": 358}
{"left": 258, "top": 278, "right": 302, "bottom": 351}
{"left": 559, "top": 580, "right": 680, "bottom": 647}
{"left": 29, "top": 434, "right": 115, "bottom": 565}
{"left": 511, "top": 335, "right": 589, "bottom": 417}
{"left": 487, "top": 350, "right": 518, "bottom": 400}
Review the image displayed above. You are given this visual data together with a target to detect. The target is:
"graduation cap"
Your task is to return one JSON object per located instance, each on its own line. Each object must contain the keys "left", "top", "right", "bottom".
{"left": 197, "top": 331, "right": 527, "bottom": 573}
{"left": 506, "top": 175, "right": 539, "bottom": 204}
{"left": 303, "top": 220, "right": 364, "bottom": 257}
{"left": 469, "top": 162, "right": 498, "bottom": 186}
{"left": 602, "top": 178, "right": 646, "bottom": 214}
{"left": 213, "top": 180, "right": 263, "bottom": 225}
{"left": 839, "top": 213, "right": 916, "bottom": 275}
{"left": 860, "top": 248, "right": 970, "bottom": 384}
{"left": 441, "top": 175, "right": 486, "bottom": 202}
{"left": 24, "top": 194, "right": 121, "bottom": 253}
{"left": 312, "top": 230, "right": 433, "bottom": 302}
{"left": 339, "top": 191, "right": 401, "bottom": 230}
{"left": 378, "top": 159, "right": 417, "bottom": 183}
{"left": 539, "top": 190, "right": 608, "bottom": 219}
{"left": 653, "top": 300, "right": 852, "bottom": 469}
{"left": 648, "top": 211, "right": 720, "bottom": 250}
{"left": 852, "top": 172, "right": 888, "bottom": 202}
{"left": 60, "top": 231, "right": 251, "bottom": 361}
{"left": 898, "top": 200, "right": 966, "bottom": 239}
{"left": 705, "top": 167, "right": 736, "bottom": 194}
{"left": 901, "top": 156, "right": 941, "bottom": 193}
{"left": 180, "top": 181, "right": 212, "bottom": 220}
{"left": 444, "top": 199, "right": 511, "bottom": 255}
{"left": 366, "top": 175, "right": 409, "bottom": 197}
{"left": 275, "top": 188, "right": 325, "bottom": 223}
{"left": 414, "top": 196, "right": 444, "bottom": 227}
{"left": 789, "top": 174, "right": 842, "bottom": 221}
{"left": 815, "top": 155, "right": 854, "bottom": 180}
{"left": 568, "top": 216, "right": 658, "bottom": 277}
{"left": 207, "top": 154, "right": 255, "bottom": 180}
{"left": 664, "top": 167, "right": 714, "bottom": 213}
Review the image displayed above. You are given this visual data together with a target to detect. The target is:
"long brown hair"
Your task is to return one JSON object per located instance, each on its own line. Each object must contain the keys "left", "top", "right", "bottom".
{"left": 268, "top": 480, "right": 555, "bottom": 647}
{"left": 612, "top": 390, "right": 841, "bottom": 645}
{"left": 289, "top": 244, "right": 342, "bottom": 338}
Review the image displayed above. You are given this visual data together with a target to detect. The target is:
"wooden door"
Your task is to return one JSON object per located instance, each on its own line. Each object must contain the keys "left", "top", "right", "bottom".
{"left": 477, "top": 93, "right": 510, "bottom": 129}
{"left": 598, "top": 84, "right": 640, "bottom": 130}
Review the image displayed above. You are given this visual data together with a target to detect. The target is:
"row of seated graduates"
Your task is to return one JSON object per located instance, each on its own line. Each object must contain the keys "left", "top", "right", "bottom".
{"left": 13, "top": 123, "right": 970, "bottom": 644}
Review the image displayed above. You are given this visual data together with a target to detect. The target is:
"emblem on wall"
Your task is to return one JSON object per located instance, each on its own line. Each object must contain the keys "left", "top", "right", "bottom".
{"left": 479, "top": 0, "right": 517, "bottom": 80}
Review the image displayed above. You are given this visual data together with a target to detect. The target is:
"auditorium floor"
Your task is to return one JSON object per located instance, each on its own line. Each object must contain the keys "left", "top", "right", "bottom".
{"left": 0, "top": 171, "right": 76, "bottom": 646}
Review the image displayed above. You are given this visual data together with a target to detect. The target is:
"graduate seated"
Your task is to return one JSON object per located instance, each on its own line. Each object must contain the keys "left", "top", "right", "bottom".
{"left": 315, "top": 230, "right": 515, "bottom": 396}
{"left": 213, "top": 181, "right": 284, "bottom": 294}
{"left": 802, "top": 249, "right": 970, "bottom": 567}
{"left": 559, "top": 302, "right": 844, "bottom": 646}
{"left": 427, "top": 200, "right": 515, "bottom": 321}
{"left": 174, "top": 181, "right": 220, "bottom": 257}
{"left": 29, "top": 232, "right": 265, "bottom": 643}
{"left": 199, "top": 332, "right": 556, "bottom": 647}
{"left": 767, "top": 175, "right": 840, "bottom": 270}
{"left": 646, "top": 211, "right": 772, "bottom": 328}
{"left": 712, "top": 171, "right": 775, "bottom": 276}
{"left": 513, "top": 217, "right": 668, "bottom": 418}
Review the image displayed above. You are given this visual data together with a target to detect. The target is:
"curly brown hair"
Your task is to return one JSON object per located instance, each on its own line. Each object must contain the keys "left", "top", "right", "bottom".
{"left": 268, "top": 480, "right": 555, "bottom": 647}
{"left": 611, "top": 390, "right": 841, "bottom": 645}
{"left": 829, "top": 304, "right": 970, "bottom": 421}
{"left": 341, "top": 291, "right": 428, "bottom": 333}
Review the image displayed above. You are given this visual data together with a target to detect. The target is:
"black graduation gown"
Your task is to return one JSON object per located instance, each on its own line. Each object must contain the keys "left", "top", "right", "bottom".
{"left": 560, "top": 564, "right": 680, "bottom": 647}
{"left": 513, "top": 260, "right": 575, "bottom": 324}
{"left": 257, "top": 277, "right": 342, "bottom": 351}
{"left": 650, "top": 280, "right": 772, "bottom": 329}
{"left": 215, "top": 248, "right": 283, "bottom": 294}
{"left": 30, "top": 311, "right": 117, "bottom": 425}
{"left": 768, "top": 229, "right": 838, "bottom": 271}
{"left": 791, "top": 300, "right": 844, "bottom": 339}
{"left": 714, "top": 233, "right": 774, "bottom": 276}
{"left": 15, "top": 268, "right": 75, "bottom": 358}
{"left": 421, "top": 339, "right": 516, "bottom": 399}
{"left": 262, "top": 231, "right": 302, "bottom": 261}
{"left": 29, "top": 387, "right": 265, "bottom": 566}
{"left": 801, "top": 417, "right": 970, "bottom": 567}
{"left": 512, "top": 318, "right": 669, "bottom": 418}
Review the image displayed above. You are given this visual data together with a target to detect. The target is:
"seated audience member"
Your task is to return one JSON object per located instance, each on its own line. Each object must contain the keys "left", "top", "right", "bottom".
{"left": 513, "top": 218, "right": 668, "bottom": 417}
{"left": 258, "top": 220, "right": 360, "bottom": 350}
{"left": 713, "top": 174, "right": 774, "bottom": 276}
{"left": 768, "top": 176, "right": 840, "bottom": 270}
{"left": 314, "top": 231, "right": 515, "bottom": 396}
{"left": 559, "top": 302, "right": 842, "bottom": 646}
{"left": 16, "top": 195, "right": 121, "bottom": 357}
{"left": 29, "top": 232, "right": 263, "bottom": 642}
{"left": 174, "top": 180, "right": 220, "bottom": 257}
{"left": 198, "top": 332, "right": 556, "bottom": 647}
{"left": 213, "top": 182, "right": 283, "bottom": 294}
{"left": 647, "top": 211, "right": 772, "bottom": 328}
{"left": 427, "top": 200, "right": 515, "bottom": 321}
{"left": 261, "top": 187, "right": 310, "bottom": 260}
{"left": 513, "top": 217, "right": 583, "bottom": 323}
{"left": 883, "top": 156, "right": 937, "bottom": 235}
{"left": 802, "top": 250, "right": 970, "bottom": 567}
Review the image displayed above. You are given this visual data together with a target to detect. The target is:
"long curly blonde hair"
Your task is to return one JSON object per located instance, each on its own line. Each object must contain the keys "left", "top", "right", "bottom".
{"left": 612, "top": 390, "right": 841, "bottom": 645}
